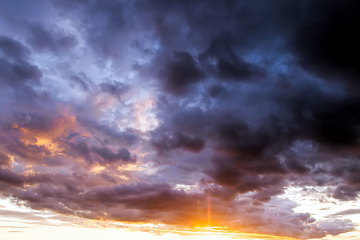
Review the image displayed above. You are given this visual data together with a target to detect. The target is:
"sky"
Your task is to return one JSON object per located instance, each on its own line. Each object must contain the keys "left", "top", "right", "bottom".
{"left": 0, "top": 0, "right": 360, "bottom": 239}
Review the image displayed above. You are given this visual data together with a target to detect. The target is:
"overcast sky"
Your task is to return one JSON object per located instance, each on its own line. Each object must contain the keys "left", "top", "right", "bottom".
{"left": 1, "top": 1, "right": 360, "bottom": 239}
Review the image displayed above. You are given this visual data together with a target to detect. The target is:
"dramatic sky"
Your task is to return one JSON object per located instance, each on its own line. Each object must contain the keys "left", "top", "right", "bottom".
{"left": 1, "top": 0, "right": 360, "bottom": 239}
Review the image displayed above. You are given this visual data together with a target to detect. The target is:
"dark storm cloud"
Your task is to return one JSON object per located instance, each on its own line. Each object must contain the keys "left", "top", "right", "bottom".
{"left": 0, "top": 36, "right": 30, "bottom": 60}
{"left": 0, "top": 0, "right": 360, "bottom": 239}
{"left": 199, "top": 39, "right": 262, "bottom": 82}
{"left": 83, "top": 0, "right": 359, "bottom": 229}
{"left": 157, "top": 51, "right": 205, "bottom": 95}
{"left": 290, "top": 0, "right": 360, "bottom": 89}
{"left": 26, "top": 23, "right": 77, "bottom": 53}
{"left": 151, "top": 132, "right": 205, "bottom": 153}
{"left": 0, "top": 36, "right": 42, "bottom": 87}
{"left": 154, "top": 64, "right": 360, "bottom": 197}
{"left": 0, "top": 58, "right": 41, "bottom": 86}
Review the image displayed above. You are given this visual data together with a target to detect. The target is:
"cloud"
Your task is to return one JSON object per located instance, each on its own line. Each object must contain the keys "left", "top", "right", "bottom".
{"left": 330, "top": 209, "right": 360, "bottom": 217}
{"left": 0, "top": 36, "right": 30, "bottom": 60}
{"left": 157, "top": 51, "right": 205, "bottom": 95}
{"left": 0, "top": 209, "right": 48, "bottom": 223}
{"left": 199, "top": 39, "right": 262, "bottom": 81}
{"left": 70, "top": 73, "right": 92, "bottom": 92}
{"left": 151, "top": 132, "right": 205, "bottom": 153}
{"left": 0, "top": 168, "right": 25, "bottom": 186}
{"left": 99, "top": 81, "right": 129, "bottom": 98}
{"left": 26, "top": 23, "right": 77, "bottom": 53}
{"left": 94, "top": 147, "right": 134, "bottom": 163}
{"left": 289, "top": 0, "right": 360, "bottom": 89}
{"left": 0, "top": 36, "right": 42, "bottom": 87}
{"left": 0, "top": 152, "right": 11, "bottom": 167}
{"left": 0, "top": 1, "right": 359, "bottom": 239}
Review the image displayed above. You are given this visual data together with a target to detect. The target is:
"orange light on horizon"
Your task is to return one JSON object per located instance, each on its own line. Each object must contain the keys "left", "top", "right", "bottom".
{"left": 0, "top": 197, "right": 302, "bottom": 240}
{"left": 207, "top": 196, "right": 211, "bottom": 227}
{"left": 78, "top": 216, "right": 301, "bottom": 240}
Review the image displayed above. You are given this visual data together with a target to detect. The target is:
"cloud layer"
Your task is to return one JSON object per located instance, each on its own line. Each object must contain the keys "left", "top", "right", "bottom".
{"left": 1, "top": 0, "right": 360, "bottom": 239}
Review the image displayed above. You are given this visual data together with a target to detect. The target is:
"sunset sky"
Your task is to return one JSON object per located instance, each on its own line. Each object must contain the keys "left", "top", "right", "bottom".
{"left": 1, "top": 0, "right": 360, "bottom": 239}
